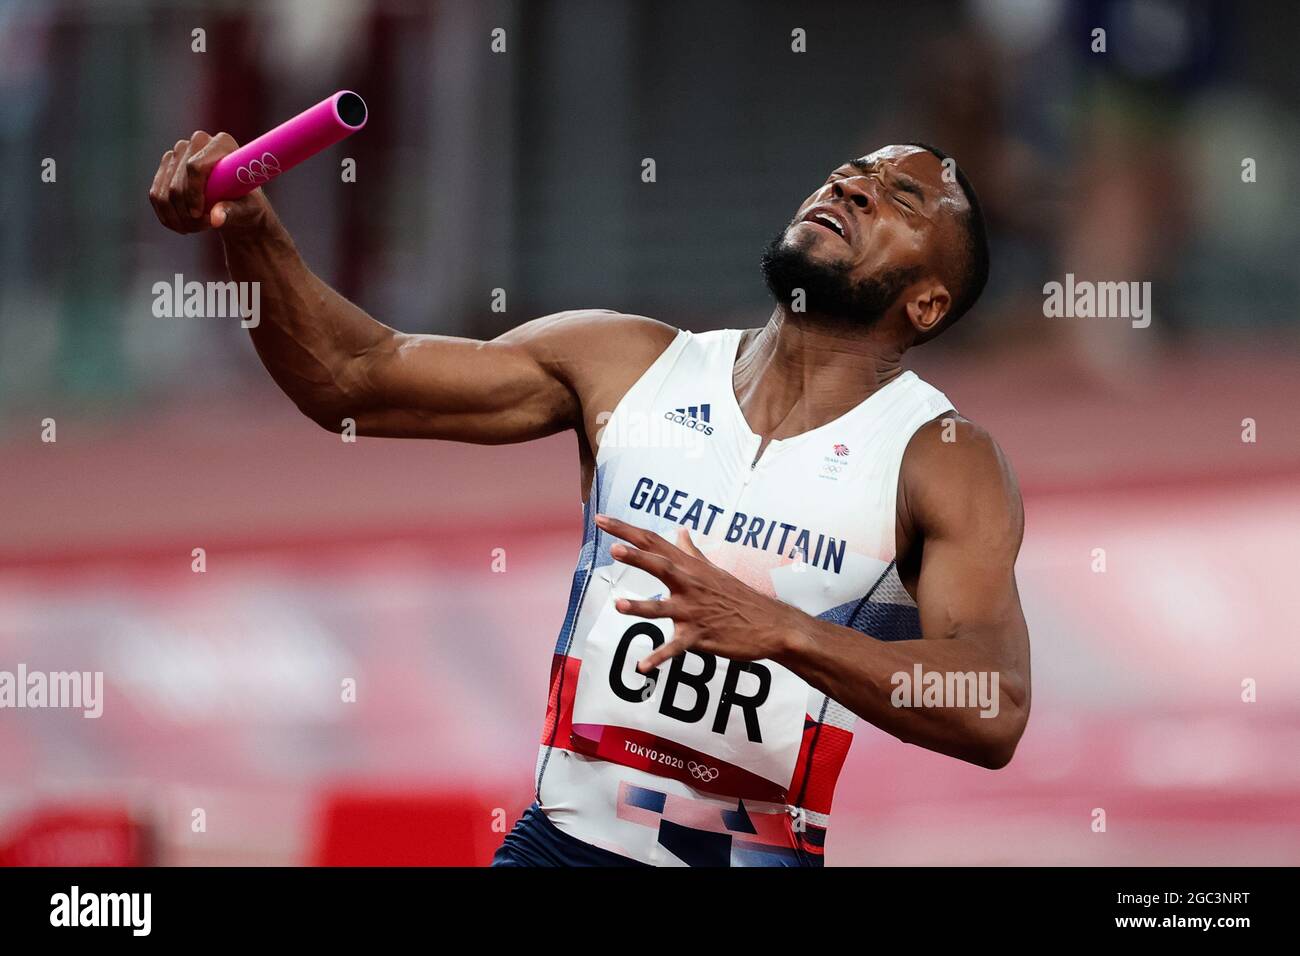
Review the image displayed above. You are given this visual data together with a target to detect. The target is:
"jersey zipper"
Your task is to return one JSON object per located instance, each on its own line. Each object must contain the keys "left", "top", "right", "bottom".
{"left": 744, "top": 438, "right": 766, "bottom": 484}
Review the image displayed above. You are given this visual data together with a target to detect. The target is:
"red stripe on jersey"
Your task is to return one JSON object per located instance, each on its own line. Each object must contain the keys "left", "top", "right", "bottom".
{"left": 787, "top": 721, "right": 853, "bottom": 815}
{"left": 539, "top": 653, "right": 582, "bottom": 750}
{"left": 570, "top": 723, "right": 790, "bottom": 804}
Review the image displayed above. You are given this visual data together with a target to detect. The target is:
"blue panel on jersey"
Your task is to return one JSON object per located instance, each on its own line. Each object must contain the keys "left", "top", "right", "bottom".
{"left": 552, "top": 562, "right": 591, "bottom": 656}
{"left": 721, "top": 800, "right": 757, "bottom": 834}
{"left": 625, "top": 784, "right": 667, "bottom": 814}
{"left": 551, "top": 462, "right": 608, "bottom": 655}
{"left": 819, "top": 596, "right": 921, "bottom": 642}
{"left": 657, "top": 819, "right": 733, "bottom": 868}
{"left": 730, "top": 838, "right": 819, "bottom": 868}
{"left": 816, "top": 560, "right": 925, "bottom": 641}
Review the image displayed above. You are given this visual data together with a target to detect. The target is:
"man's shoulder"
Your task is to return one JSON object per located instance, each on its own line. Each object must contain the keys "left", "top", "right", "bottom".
{"left": 908, "top": 410, "right": 986, "bottom": 451}
{"left": 903, "top": 412, "right": 1012, "bottom": 482}
{"left": 531, "top": 311, "right": 683, "bottom": 419}
{"left": 541, "top": 309, "right": 681, "bottom": 354}
{"left": 900, "top": 411, "right": 1024, "bottom": 535}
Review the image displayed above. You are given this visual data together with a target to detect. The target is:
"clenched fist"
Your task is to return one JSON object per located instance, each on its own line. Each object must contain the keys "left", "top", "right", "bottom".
{"left": 148, "top": 130, "right": 270, "bottom": 236}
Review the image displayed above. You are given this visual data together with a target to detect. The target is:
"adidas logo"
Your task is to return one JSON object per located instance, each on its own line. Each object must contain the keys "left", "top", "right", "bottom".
{"left": 662, "top": 403, "right": 714, "bottom": 436}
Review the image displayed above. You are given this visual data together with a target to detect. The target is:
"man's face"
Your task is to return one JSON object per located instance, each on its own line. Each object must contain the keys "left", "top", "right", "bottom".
{"left": 761, "top": 144, "right": 968, "bottom": 328}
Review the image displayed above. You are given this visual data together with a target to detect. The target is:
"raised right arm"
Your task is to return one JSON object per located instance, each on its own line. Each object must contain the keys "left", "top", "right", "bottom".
{"left": 148, "top": 131, "right": 676, "bottom": 443}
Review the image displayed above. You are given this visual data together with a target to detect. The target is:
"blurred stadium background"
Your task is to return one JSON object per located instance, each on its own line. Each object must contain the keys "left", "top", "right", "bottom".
{"left": 1, "top": 0, "right": 1298, "bottom": 865}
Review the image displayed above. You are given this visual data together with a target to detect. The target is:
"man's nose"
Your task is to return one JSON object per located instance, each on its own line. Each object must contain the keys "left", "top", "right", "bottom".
{"left": 831, "top": 176, "right": 875, "bottom": 212}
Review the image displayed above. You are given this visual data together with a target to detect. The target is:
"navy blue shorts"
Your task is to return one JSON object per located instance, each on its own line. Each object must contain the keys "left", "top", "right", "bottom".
{"left": 491, "top": 803, "right": 649, "bottom": 867}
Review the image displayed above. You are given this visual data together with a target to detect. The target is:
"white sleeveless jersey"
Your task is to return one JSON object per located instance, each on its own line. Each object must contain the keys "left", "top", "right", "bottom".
{"left": 534, "top": 328, "right": 954, "bottom": 866}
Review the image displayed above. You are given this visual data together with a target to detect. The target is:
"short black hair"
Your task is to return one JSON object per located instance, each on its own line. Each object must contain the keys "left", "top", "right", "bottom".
{"left": 904, "top": 142, "right": 989, "bottom": 331}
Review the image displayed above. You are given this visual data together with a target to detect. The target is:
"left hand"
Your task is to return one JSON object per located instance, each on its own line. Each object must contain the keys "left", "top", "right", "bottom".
{"left": 595, "top": 513, "right": 801, "bottom": 673}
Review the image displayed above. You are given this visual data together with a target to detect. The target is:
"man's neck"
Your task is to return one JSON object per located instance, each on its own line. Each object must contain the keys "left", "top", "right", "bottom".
{"left": 733, "top": 306, "right": 906, "bottom": 439}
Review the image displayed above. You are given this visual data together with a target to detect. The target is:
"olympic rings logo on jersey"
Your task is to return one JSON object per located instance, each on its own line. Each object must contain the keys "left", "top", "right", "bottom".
{"left": 235, "top": 152, "right": 283, "bottom": 186}
{"left": 687, "top": 760, "right": 719, "bottom": 782}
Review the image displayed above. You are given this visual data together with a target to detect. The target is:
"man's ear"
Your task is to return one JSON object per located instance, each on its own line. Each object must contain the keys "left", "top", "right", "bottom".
{"left": 905, "top": 283, "right": 951, "bottom": 339}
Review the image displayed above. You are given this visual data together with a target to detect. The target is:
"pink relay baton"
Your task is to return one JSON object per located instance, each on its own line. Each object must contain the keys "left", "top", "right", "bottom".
{"left": 204, "top": 90, "right": 367, "bottom": 206}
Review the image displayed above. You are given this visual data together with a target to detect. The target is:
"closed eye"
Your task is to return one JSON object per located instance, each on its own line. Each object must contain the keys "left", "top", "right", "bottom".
{"left": 892, "top": 178, "right": 927, "bottom": 206}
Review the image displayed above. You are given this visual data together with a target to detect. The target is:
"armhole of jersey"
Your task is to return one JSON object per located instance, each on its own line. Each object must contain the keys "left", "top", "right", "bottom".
{"left": 880, "top": 385, "right": 957, "bottom": 571}
{"left": 593, "top": 328, "right": 693, "bottom": 466}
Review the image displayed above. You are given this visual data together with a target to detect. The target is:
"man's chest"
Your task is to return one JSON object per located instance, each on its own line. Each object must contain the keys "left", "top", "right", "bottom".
{"left": 596, "top": 435, "right": 902, "bottom": 617}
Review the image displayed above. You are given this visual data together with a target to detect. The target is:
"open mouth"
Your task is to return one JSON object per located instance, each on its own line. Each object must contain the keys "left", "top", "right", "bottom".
{"left": 799, "top": 205, "right": 851, "bottom": 243}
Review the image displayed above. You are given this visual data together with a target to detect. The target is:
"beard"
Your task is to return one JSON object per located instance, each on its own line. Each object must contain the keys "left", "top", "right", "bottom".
{"left": 760, "top": 226, "right": 920, "bottom": 329}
